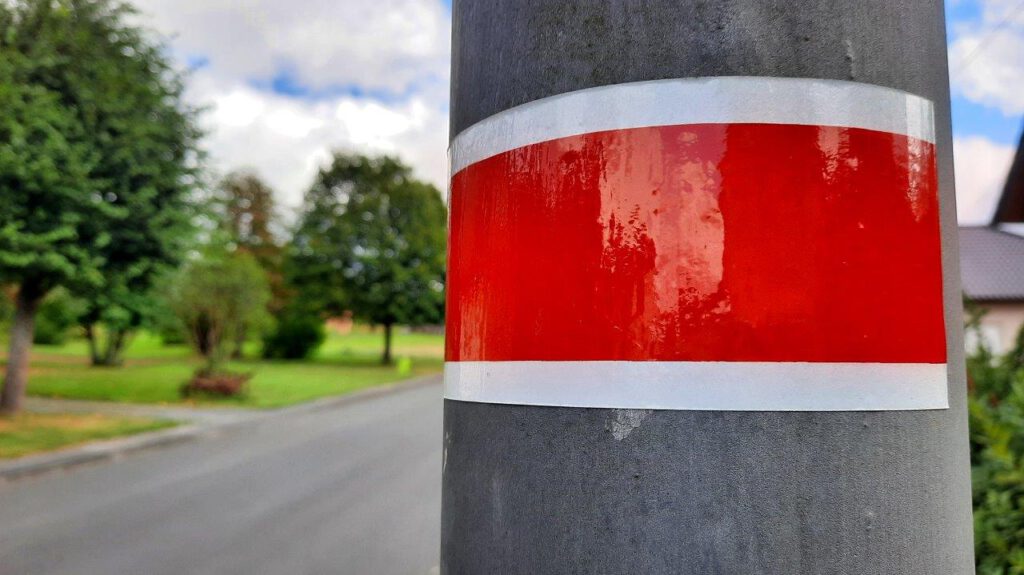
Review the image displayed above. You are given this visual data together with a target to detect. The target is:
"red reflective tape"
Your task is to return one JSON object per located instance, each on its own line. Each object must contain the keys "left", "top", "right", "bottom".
{"left": 446, "top": 122, "right": 945, "bottom": 364}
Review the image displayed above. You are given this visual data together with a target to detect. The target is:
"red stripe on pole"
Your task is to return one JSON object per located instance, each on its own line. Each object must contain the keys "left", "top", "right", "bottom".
{"left": 446, "top": 123, "right": 945, "bottom": 364}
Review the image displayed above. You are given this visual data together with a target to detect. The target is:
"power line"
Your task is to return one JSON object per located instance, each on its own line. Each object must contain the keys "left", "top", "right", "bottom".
{"left": 955, "top": 0, "right": 1024, "bottom": 72}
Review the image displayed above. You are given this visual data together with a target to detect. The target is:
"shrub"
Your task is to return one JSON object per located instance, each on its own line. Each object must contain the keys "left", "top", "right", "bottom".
{"left": 967, "top": 310, "right": 1024, "bottom": 574}
{"left": 168, "top": 250, "right": 271, "bottom": 373}
{"left": 262, "top": 309, "right": 325, "bottom": 360}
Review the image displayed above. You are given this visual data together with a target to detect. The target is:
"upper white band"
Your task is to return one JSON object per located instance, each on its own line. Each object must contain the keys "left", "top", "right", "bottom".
{"left": 449, "top": 76, "right": 936, "bottom": 176}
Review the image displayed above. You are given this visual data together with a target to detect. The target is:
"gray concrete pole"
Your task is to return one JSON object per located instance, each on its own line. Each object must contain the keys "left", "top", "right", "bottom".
{"left": 442, "top": 1, "right": 974, "bottom": 573}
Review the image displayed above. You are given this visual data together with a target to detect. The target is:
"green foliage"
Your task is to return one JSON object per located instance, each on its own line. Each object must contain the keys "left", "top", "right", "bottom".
{"left": 153, "top": 308, "right": 188, "bottom": 345}
{"left": 0, "top": 7, "right": 104, "bottom": 296}
{"left": 0, "top": 0, "right": 201, "bottom": 410}
{"left": 290, "top": 154, "right": 446, "bottom": 362}
{"left": 168, "top": 250, "right": 271, "bottom": 374}
{"left": 968, "top": 309, "right": 1024, "bottom": 574}
{"left": 1, "top": 0, "right": 201, "bottom": 293}
{"left": 262, "top": 307, "right": 325, "bottom": 360}
{"left": 32, "top": 289, "right": 84, "bottom": 345}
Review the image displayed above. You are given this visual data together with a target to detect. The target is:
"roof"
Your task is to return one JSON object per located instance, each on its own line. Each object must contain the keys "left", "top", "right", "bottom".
{"left": 991, "top": 129, "right": 1024, "bottom": 224}
{"left": 960, "top": 226, "right": 1024, "bottom": 302}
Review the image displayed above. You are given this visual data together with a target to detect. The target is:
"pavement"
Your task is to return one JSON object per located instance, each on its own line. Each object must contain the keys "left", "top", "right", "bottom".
{"left": 0, "top": 376, "right": 443, "bottom": 575}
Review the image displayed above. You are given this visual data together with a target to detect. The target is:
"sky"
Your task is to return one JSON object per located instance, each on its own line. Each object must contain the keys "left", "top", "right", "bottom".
{"left": 131, "top": 0, "right": 1023, "bottom": 224}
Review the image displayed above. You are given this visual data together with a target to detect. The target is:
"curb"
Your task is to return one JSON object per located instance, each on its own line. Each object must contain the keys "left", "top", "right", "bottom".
{"left": 269, "top": 373, "right": 441, "bottom": 417}
{"left": 0, "top": 373, "right": 442, "bottom": 483}
{"left": 0, "top": 425, "right": 204, "bottom": 482}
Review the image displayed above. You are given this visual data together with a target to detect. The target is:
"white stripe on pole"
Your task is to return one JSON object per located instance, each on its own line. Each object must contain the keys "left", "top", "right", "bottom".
{"left": 449, "top": 76, "right": 935, "bottom": 176}
{"left": 444, "top": 362, "right": 949, "bottom": 411}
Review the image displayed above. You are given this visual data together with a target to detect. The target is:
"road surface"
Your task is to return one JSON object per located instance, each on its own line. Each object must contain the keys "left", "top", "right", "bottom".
{"left": 0, "top": 378, "right": 442, "bottom": 575}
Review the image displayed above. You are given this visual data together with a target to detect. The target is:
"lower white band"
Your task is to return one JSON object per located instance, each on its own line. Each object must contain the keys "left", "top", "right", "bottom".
{"left": 444, "top": 361, "right": 949, "bottom": 411}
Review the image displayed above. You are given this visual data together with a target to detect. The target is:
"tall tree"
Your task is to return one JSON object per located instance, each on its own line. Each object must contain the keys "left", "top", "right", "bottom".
{"left": 291, "top": 154, "right": 446, "bottom": 364}
{"left": 216, "top": 171, "right": 285, "bottom": 357}
{"left": 0, "top": 16, "right": 99, "bottom": 413}
{"left": 218, "top": 170, "right": 281, "bottom": 259}
{"left": 0, "top": 0, "right": 201, "bottom": 410}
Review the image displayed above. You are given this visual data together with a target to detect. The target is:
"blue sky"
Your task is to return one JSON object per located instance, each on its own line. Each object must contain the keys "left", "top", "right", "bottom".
{"left": 947, "top": 0, "right": 1023, "bottom": 147}
{"left": 136, "top": 0, "right": 1022, "bottom": 223}
{"left": 239, "top": 0, "right": 1022, "bottom": 147}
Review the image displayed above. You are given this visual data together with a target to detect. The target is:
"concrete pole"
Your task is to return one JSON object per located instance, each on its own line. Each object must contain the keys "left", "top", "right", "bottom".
{"left": 443, "top": 1, "right": 974, "bottom": 573}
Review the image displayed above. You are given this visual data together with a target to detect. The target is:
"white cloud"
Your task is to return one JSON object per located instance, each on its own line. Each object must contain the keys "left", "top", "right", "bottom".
{"left": 949, "top": 0, "right": 1024, "bottom": 115}
{"left": 133, "top": 0, "right": 450, "bottom": 93}
{"left": 954, "top": 135, "right": 1016, "bottom": 224}
{"left": 128, "top": 0, "right": 451, "bottom": 216}
{"left": 188, "top": 71, "right": 448, "bottom": 217}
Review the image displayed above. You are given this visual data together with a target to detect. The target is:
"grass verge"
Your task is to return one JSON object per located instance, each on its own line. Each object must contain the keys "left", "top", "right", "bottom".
{"left": 17, "top": 328, "right": 444, "bottom": 408}
{"left": 0, "top": 412, "right": 176, "bottom": 459}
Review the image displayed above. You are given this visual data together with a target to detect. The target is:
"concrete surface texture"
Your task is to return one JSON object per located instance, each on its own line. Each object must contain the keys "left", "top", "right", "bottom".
{"left": 0, "top": 378, "right": 442, "bottom": 575}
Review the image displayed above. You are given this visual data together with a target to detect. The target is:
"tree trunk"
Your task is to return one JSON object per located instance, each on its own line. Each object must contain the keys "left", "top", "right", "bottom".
{"left": 382, "top": 322, "right": 393, "bottom": 365}
{"left": 101, "top": 329, "right": 128, "bottom": 367}
{"left": 1, "top": 285, "right": 44, "bottom": 414}
{"left": 232, "top": 325, "right": 246, "bottom": 360}
{"left": 85, "top": 324, "right": 102, "bottom": 366}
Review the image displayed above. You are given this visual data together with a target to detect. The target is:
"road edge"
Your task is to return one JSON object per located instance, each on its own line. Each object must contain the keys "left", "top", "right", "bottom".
{"left": 0, "top": 373, "right": 442, "bottom": 482}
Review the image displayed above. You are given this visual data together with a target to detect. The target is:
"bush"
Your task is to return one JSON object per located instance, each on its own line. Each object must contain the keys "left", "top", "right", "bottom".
{"left": 262, "top": 310, "right": 325, "bottom": 360}
{"left": 168, "top": 250, "right": 271, "bottom": 372}
{"left": 154, "top": 315, "right": 188, "bottom": 346}
{"left": 33, "top": 290, "right": 83, "bottom": 345}
{"left": 967, "top": 312, "right": 1024, "bottom": 574}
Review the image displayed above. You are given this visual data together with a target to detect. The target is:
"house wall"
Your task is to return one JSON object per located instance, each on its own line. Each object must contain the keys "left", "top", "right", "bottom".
{"left": 968, "top": 301, "right": 1024, "bottom": 354}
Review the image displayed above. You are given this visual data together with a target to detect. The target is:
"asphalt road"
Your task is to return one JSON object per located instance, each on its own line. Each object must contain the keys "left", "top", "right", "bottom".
{"left": 0, "top": 378, "right": 443, "bottom": 575}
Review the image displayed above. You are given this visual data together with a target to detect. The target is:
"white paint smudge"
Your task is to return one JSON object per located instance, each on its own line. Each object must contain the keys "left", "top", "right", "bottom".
{"left": 442, "top": 431, "right": 450, "bottom": 474}
{"left": 609, "top": 409, "right": 653, "bottom": 440}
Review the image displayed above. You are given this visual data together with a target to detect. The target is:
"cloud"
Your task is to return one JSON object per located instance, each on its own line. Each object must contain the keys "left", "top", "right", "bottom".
{"left": 128, "top": 0, "right": 451, "bottom": 216}
{"left": 187, "top": 71, "right": 448, "bottom": 217}
{"left": 949, "top": 0, "right": 1024, "bottom": 116}
{"left": 133, "top": 0, "right": 450, "bottom": 94}
{"left": 954, "top": 135, "right": 1017, "bottom": 224}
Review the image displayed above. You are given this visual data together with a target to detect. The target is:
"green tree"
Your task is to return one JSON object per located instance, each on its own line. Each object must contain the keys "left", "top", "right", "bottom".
{"left": 0, "top": 7, "right": 102, "bottom": 413}
{"left": 169, "top": 251, "right": 271, "bottom": 375}
{"left": 0, "top": 0, "right": 201, "bottom": 397}
{"left": 291, "top": 154, "right": 446, "bottom": 364}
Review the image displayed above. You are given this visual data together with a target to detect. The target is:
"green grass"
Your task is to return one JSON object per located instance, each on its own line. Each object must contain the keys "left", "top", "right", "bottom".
{"left": 13, "top": 327, "right": 444, "bottom": 408}
{"left": 0, "top": 412, "right": 176, "bottom": 459}
{"left": 316, "top": 328, "right": 444, "bottom": 360}
{"left": 32, "top": 330, "right": 192, "bottom": 359}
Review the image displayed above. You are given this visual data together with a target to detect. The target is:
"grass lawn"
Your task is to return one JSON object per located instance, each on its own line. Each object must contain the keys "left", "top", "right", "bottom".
{"left": 6, "top": 327, "right": 444, "bottom": 408}
{"left": 0, "top": 412, "right": 175, "bottom": 459}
